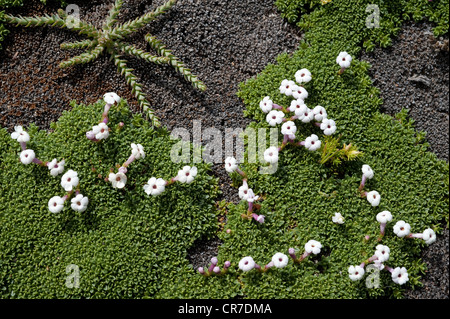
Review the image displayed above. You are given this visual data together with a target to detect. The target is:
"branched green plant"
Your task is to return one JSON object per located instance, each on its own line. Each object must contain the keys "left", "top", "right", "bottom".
{"left": 4, "top": 0, "right": 206, "bottom": 127}
{"left": 319, "top": 135, "right": 363, "bottom": 166}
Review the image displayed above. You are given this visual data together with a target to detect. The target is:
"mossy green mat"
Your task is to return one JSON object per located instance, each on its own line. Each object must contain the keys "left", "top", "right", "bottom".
{"left": 0, "top": 0, "right": 448, "bottom": 299}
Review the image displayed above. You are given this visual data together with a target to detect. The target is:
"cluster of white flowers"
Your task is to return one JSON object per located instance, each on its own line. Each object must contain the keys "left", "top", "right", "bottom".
{"left": 86, "top": 92, "right": 121, "bottom": 142}
{"left": 258, "top": 68, "right": 339, "bottom": 168}
{"left": 48, "top": 169, "right": 88, "bottom": 214}
{"left": 336, "top": 51, "right": 353, "bottom": 73}
{"left": 348, "top": 244, "right": 409, "bottom": 285}
{"left": 11, "top": 125, "right": 87, "bottom": 214}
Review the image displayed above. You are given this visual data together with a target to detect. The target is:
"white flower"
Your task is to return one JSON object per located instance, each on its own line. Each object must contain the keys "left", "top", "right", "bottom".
{"left": 393, "top": 220, "right": 411, "bottom": 238}
{"left": 312, "top": 105, "right": 327, "bottom": 122}
{"left": 246, "top": 189, "right": 259, "bottom": 203}
{"left": 266, "top": 110, "right": 285, "bottom": 127}
{"left": 292, "top": 85, "right": 309, "bottom": 100}
{"left": 108, "top": 172, "right": 127, "bottom": 189}
{"left": 47, "top": 159, "right": 65, "bottom": 177}
{"left": 366, "top": 190, "right": 381, "bottom": 207}
{"left": 376, "top": 211, "right": 392, "bottom": 224}
{"left": 332, "top": 212, "right": 345, "bottom": 224}
{"left": 177, "top": 166, "right": 198, "bottom": 184}
{"left": 92, "top": 122, "right": 110, "bottom": 140}
{"left": 279, "top": 79, "right": 296, "bottom": 96}
{"left": 336, "top": 51, "right": 352, "bottom": 68}
{"left": 391, "top": 267, "right": 409, "bottom": 285}
{"left": 70, "top": 194, "right": 89, "bottom": 212}
{"left": 281, "top": 121, "right": 297, "bottom": 137}
{"left": 289, "top": 99, "right": 306, "bottom": 113}
{"left": 272, "top": 253, "right": 289, "bottom": 268}
{"left": 295, "top": 68, "right": 312, "bottom": 84}
{"left": 239, "top": 256, "right": 255, "bottom": 272}
{"left": 131, "top": 143, "right": 145, "bottom": 160}
{"left": 263, "top": 147, "right": 279, "bottom": 164}
{"left": 103, "top": 92, "right": 121, "bottom": 105}
{"left": 238, "top": 183, "right": 250, "bottom": 200}
{"left": 422, "top": 228, "right": 436, "bottom": 245}
{"left": 143, "top": 177, "right": 166, "bottom": 196}
{"left": 259, "top": 96, "right": 273, "bottom": 113}
{"left": 48, "top": 196, "right": 65, "bottom": 213}
{"left": 348, "top": 265, "right": 365, "bottom": 281}
{"left": 61, "top": 170, "right": 79, "bottom": 191}
{"left": 11, "top": 126, "right": 30, "bottom": 143}
{"left": 295, "top": 104, "right": 314, "bottom": 123}
{"left": 320, "top": 118, "right": 337, "bottom": 135}
{"left": 305, "top": 240, "right": 322, "bottom": 255}
{"left": 304, "top": 134, "right": 321, "bottom": 151}
{"left": 362, "top": 164, "right": 374, "bottom": 179}
{"left": 20, "top": 149, "right": 35, "bottom": 165}
{"left": 375, "top": 245, "right": 390, "bottom": 263}
{"left": 225, "top": 156, "right": 238, "bottom": 173}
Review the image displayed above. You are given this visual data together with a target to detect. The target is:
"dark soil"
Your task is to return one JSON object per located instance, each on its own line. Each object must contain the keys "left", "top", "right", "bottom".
{"left": 0, "top": 1, "right": 448, "bottom": 298}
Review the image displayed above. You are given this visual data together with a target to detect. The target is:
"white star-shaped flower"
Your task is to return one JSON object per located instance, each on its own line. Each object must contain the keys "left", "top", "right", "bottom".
{"left": 225, "top": 156, "right": 238, "bottom": 173}
{"left": 47, "top": 159, "right": 65, "bottom": 177}
{"left": 272, "top": 253, "right": 289, "bottom": 268}
{"left": 143, "top": 177, "right": 167, "bottom": 196}
{"left": 336, "top": 51, "right": 352, "bottom": 68}
{"left": 108, "top": 172, "right": 127, "bottom": 189}
{"left": 305, "top": 240, "right": 322, "bottom": 255}
{"left": 422, "top": 228, "right": 436, "bottom": 245}
{"left": 305, "top": 134, "right": 321, "bottom": 151}
{"left": 103, "top": 92, "right": 121, "bottom": 105}
{"left": 11, "top": 126, "right": 30, "bottom": 143}
{"left": 61, "top": 169, "right": 79, "bottom": 191}
{"left": 393, "top": 220, "right": 411, "bottom": 238}
{"left": 376, "top": 211, "right": 392, "bottom": 224}
{"left": 312, "top": 105, "right": 327, "bottom": 122}
{"left": 131, "top": 143, "right": 145, "bottom": 160}
{"left": 177, "top": 166, "right": 198, "bottom": 184}
{"left": 70, "top": 194, "right": 89, "bottom": 212}
{"left": 259, "top": 96, "right": 273, "bottom": 113}
{"left": 295, "top": 68, "right": 312, "bottom": 84}
{"left": 20, "top": 149, "right": 35, "bottom": 165}
{"left": 238, "top": 256, "right": 255, "bottom": 272}
{"left": 391, "top": 267, "right": 409, "bottom": 285}
{"left": 348, "top": 265, "right": 365, "bottom": 281}
{"left": 48, "top": 196, "right": 65, "bottom": 213}
{"left": 320, "top": 118, "right": 337, "bottom": 135}
{"left": 362, "top": 164, "right": 374, "bottom": 179}
{"left": 263, "top": 147, "right": 279, "bottom": 164}
{"left": 279, "top": 79, "right": 296, "bottom": 96}
{"left": 366, "top": 190, "right": 381, "bottom": 207}
{"left": 266, "top": 110, "right": 285, "bottom": 127}
{"left": 92, "top": 122, "right": 110, "bottom": 140}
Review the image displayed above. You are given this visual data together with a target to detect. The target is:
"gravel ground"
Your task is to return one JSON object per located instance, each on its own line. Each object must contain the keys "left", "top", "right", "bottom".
{"left": 0, "top": 1, "right": 447, "bottom": 299}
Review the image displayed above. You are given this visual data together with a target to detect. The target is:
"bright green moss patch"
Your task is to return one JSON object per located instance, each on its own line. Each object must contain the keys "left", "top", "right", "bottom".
{"left": 0, "top": 99, "right": 242, "bottom": 298}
